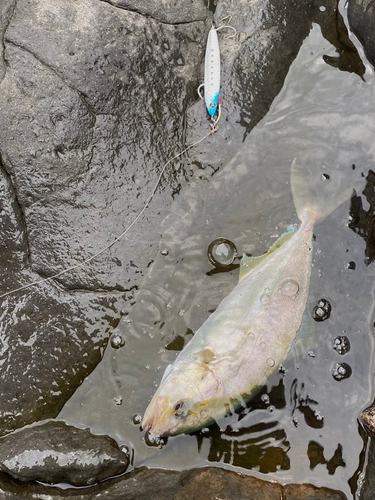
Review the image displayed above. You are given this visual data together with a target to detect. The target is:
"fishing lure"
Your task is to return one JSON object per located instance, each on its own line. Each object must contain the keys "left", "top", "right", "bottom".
{"left": 198, "top": 20, "right": 236, "bottom": 130}
{"left": 204, "top": 27, "right": 221, "bottom": 118}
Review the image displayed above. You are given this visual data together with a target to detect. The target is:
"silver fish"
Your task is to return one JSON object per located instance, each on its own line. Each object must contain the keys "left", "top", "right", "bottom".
{"left": 142, "top": 161, "right": 354, "bottom": 437}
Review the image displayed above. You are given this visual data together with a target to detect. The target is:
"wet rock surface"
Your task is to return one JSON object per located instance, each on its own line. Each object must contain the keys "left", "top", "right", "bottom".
{"left": 361, "top": 404, "right": 375, "bottom": 434}
{"left": 360, "top": 420, "right": 375, "bottom": 500}
{"left": 348, "top": 0, "right": 375, "bottom": 68}
{"left": 0, "top": 420, "right": 129, "bottom": 486}
{"left": 0, "top": 0, "right": 207, "bottom": 434}
{"left": 0, "top": 467, "right": 348, "bottom": 499}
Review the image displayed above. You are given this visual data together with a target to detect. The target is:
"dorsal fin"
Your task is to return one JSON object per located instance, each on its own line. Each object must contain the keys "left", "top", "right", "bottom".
{"left": 239, "top": 226, "right": 296, "bottom": 282}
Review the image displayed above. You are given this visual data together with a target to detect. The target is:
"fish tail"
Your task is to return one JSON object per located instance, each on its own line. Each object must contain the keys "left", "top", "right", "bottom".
{"left": 291, "top": 158, "right": 359, "bottom": 225}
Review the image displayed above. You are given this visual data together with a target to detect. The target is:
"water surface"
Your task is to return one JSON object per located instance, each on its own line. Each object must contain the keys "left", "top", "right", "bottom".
{"left": 59, "top": 16, "right": 375, "bottom": 500}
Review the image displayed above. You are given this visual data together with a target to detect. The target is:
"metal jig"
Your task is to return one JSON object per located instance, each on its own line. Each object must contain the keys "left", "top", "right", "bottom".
{"left": 198, "top": 18, "right": 237, "bottom": 132}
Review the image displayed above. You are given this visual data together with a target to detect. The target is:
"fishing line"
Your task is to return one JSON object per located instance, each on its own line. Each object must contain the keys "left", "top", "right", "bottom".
{"left": 0, "top": 130, "right": 214, "bottom": 299}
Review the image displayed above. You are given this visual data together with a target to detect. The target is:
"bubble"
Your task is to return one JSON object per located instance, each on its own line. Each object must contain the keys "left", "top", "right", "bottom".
{"left": 268, "top": 405, "right": 275, "bottom": 413}
{"left": 207, "top": 238, "right": 237, "bottom": 268}
{"left": 110, "top": 334, "right": 126, "bottom": 349}
{"left": 114, "top": 396, "right": 123, "bottom": 405}
{"left": 307, "top": 350, "right": 316, "bottom": 358}
{"left": 145, "top": 432, "right": 168, "bottom": 449}
{"left": 132, "top": 414, "right": 142, "bottom": 425}
{"left": 314, "top": 410, "right": 324, "bottom": 422}
{"left": 280, "top": 279, "right": 299, "bottom": 297}
{"left": 161, "top": 249, "right": 169, "bottom": 256}
{"left": 312, "top": 298, "right": 331, "bottom": 322}
{"left": 333, "top": 336, "right": 350, "bottom": 355}
{"left": 120, "top": 445, "right": 129, "bottom": 456}
{"left": 332, "top": 362, "right": 352, "bottom": 381}
{"left": 266, "top": 358, "right": 275, "bottom": 367}
{"left": 260, "top": 294, "right": 271, "bottom": 306}
{"left": 319, "top": 5, "right": 326, "bottom": 11}
{"left": 261, "top": 394, "right": 270, "bottom": 404}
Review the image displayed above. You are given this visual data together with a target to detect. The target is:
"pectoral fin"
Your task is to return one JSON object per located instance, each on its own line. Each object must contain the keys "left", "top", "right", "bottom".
{"left": 239, "top": 226, "right": 296, "bottom": 282}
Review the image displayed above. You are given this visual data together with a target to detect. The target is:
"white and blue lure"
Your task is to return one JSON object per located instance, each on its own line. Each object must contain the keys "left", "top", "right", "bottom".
{"left": 204, "top": 27, "right": 221, "bottom": 117}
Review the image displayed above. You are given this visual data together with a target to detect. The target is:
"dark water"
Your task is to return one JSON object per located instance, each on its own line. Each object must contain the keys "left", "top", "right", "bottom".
{"left": 59, "top": 11, "right": 375, "bottom": 500}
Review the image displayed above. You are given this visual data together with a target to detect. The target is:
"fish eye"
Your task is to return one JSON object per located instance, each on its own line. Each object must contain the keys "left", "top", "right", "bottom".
{"left": 173, "top": 400, "right": 190, "bottom": 417}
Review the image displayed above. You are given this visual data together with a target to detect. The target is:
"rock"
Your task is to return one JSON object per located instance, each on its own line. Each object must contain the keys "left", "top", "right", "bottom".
{"left": 361, "top": 404, "right": 375, "bottom": 433}
{"left": 0, "top": 420, "right": 130, "bottom": 486}
{"left": 0, "top": 0, "right": 16, "bottom": 82}
{"left": 348, "top": 0, "right": 375, "bottom": 68}
{"left": 284, "top": 483, "right": 347, "bottom": 499}
{"left": 359, "top": 422, "right": 375, "bottom": 500}
{"left": 0, "top": 0, "right": 207, "bottom": 434}
{"left": 99, "top": 0, "right": 208, "bottom": 24}
{"left": 0, "top": 466, "right": 348, "bottom": 499}
{"left": 0, "top": 146, "right": 128, "bottom": 434}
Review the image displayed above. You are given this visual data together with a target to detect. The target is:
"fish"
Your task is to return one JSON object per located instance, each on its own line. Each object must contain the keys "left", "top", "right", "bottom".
{"left": 142, "top": 161, "right": 355, "bottom": 437}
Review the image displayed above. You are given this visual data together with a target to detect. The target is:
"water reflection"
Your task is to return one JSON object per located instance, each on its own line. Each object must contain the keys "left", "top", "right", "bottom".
{"left": 314, "top": 0, "right": 366, "bottom": 79}
{"left": 349, "top": 170, "right": 375, "bottom": 266}
{"left": 308, "top": 441, "right": 345, "bottom": 476}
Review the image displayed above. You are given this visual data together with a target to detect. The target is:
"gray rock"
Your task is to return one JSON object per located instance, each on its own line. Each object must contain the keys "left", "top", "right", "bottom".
{"left": 361, "top": 404, "right": 375, "bottom": 433}
{"left": 98, "top": 0, "right": 208, "bottom": 24}
{"left": 0, "top": 0, "right": 16, "bottom": 82}
{"left": 0, "top": 420, "right": 129, "bottom": 486}
{"left": 348, "top": 0, "right": 375, "bottom": 69}
{"left": 0, "top": 146, "right": 128, "bottom": 434}
{"left": 0, "top": 0, "right": 207, "bottom": 434}
{"left": 0, "top": 466, "right": 348, "bottom": 499}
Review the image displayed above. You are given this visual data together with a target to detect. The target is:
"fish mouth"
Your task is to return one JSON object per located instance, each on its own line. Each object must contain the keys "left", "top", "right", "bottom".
{"left": 142, "top": 396, "right": 173, "bottom": 437}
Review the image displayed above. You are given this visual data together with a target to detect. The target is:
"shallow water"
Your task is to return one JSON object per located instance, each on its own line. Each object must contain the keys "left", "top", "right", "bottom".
{"left": 59, "top": 13, "right": 375, "bottom": 500}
